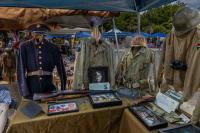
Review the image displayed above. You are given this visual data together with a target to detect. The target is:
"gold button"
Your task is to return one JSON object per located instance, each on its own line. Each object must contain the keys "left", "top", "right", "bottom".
{"left": 39, "top": 62, "right": 42, "bottom": 64}
{"left": 39, "top": 51, "right": 42, "bottom": 54}
{"left": 39, "top": 46, "right": 42, "bottom": 49}
{"left": 39, "top": 67, "right": 42, "bottom": 70}
{"left": 39, "top": 56, "right": 42, "bottom": 59}
{"left": 39, "top": 77, "right": 42, "bottom": 80}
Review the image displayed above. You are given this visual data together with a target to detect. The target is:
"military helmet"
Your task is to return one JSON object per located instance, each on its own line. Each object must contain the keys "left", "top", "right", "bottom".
{"left": 173, "top": 7, "right": 200, "bottom": 34}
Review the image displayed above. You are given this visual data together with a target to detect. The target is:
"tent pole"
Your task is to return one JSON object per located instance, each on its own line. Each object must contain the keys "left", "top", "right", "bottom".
{"left": 112, "top": 17, "right": 120, "bottom": 62}
{"left": 133, "top": 0, "right": 140, "bottom": 34}
{"left": 137, "top": 12, "right": 141, "bottom": 34}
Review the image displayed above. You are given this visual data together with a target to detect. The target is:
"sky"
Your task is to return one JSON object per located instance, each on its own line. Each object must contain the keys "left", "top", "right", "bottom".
{"left": 179, "top": 0, "right": 200, "bottom": 9}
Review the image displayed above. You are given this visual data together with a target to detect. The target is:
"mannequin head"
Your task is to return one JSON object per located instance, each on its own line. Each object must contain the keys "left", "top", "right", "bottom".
{"left": 27, "top": 23, "right": 50, "bottom": 43}
{"left": 173, "top": 7, "right": 200, "bottom": 35}
{"left": 33, "top": 33, "right": 44, "bottom": 43}
{"left": 131, "top": 35, "right": 147, "bottom": 48}
{"left": 90, "top": 17, "right": 103, "bottom": 44}
{"left": 91, "top": 26, "right": 101, "bottom": 44}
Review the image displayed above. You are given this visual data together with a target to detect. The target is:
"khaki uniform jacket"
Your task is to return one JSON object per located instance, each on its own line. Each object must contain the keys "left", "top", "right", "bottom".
{"left": 73, "top": 38, "right": 115, "bottom": 89}
{"left": 158, "top": 27, "right": 200, "bottom": 100}
{"left": 116, "top": 47, "right": 154, "bottom": 88}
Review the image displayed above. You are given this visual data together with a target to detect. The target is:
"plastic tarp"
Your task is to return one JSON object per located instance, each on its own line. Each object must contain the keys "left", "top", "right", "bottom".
{"left": 0, "top": 0, "right": 176, "bottom": 12}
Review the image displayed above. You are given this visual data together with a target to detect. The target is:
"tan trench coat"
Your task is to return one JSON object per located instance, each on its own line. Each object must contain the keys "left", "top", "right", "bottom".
{"left": 158, "top": 26, "right": 200, "bottom": 100}
{"left": 73, "top": 38, "right": 115, "bottom": 89}
{"left": 116, "top": 47, "right": 154, "bottom": 88}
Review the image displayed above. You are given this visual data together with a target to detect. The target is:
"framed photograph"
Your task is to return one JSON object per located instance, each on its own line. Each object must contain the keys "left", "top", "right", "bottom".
{"left": 129, "top": 104, "right": 168, "bottom": 130}
{"left": 47, "top": 102, "right": 79, "bottom": 116}
{"left": 89, "top": 93, "right": 122, "bottom": 108}
{"left": 88, "top": 67, "right": 109, "bottom": 83}
{"left": 159, "top": 124, "right": 200, "bottom": 133}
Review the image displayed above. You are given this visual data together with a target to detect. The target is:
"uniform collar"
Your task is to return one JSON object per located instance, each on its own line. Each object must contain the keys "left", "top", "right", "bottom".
{"left": 33, "top": 39, "right": 47, "bottom": 45}
{"left": 129, "top": 47, "right": 146, "bottom": 59}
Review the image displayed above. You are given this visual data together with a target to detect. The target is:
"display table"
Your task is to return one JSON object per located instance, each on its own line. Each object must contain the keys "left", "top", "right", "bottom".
{"left": 7, "top": 97, "right": 177, "bottom": 133}
{"left": 119, "top": 109, "right": 157, "bottom": 133}
{"left": 6, "top": 98, "right": 133, "bottom": 133}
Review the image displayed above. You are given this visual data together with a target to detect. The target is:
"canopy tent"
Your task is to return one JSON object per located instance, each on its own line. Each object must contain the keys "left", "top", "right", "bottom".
{"left": 0, "top": 0, "right": 176, "bottom": 12}
{"left": 45, "top": 34, "right": 72, "bottom": 39}
{"left": 150, "top": 32, "right": 167, "bottom": 38}
{"left": 0, "top": 0, "right": 177, "bottom": 61}
{"left": 132, "top": 32, "right": 150, "bottom": 38}
{"left": 102, "top": 31, "right": 133, "bottom": 38}
{"left": 107, "top": 28, "right": 122, "bottom": 33}
{"left": 103, "top": 28, "right": 133, "bottom": 38}
{"left": 0, "top": 0, "right": 177, "bottom": 30}
{"left": 46, "top": 30, "right": 91, "bottom": 39}
{"left": 75, "top": 32, "right": 91, "bottom": 38}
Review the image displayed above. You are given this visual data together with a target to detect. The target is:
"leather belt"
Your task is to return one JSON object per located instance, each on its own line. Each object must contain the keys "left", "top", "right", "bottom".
{"left": 26, "top": 70, "right": 52, "bottom": 76}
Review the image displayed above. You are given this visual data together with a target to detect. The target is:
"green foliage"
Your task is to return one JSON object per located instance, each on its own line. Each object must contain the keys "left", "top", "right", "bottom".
{"left": 103, "top": 4, "right": 182, "bottom": 33}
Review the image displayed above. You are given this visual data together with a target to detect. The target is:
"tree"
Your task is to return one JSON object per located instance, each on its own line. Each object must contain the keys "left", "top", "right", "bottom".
{"left": 103, "top": 4, "right": 181, "bottom": 33}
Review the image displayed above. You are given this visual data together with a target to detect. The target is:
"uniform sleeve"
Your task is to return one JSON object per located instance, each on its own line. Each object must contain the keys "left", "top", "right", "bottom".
{"left": 55, "top": 47, "right": 66, "bottom": 90}
{"left": 115, "top": 51, "right": 128, "bottom": 86}
{"left": 157, "top": 40, "right": 166, "bottom": 85}
{"left": 17, "top": 44, "right": 30, "bottom": 97}
{"left": 107, "top": 44, "right": 115, "bottom": 88}
{"left": 80, "top": 39, "right": 90, "bottom": 87}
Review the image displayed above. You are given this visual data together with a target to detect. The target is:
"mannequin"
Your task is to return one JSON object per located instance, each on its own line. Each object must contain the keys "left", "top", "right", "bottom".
{"left": 2, "top": 48, "right": 16, "bottom": 83}
{"left": 158, "top": 7, "right": 200, "bottom": 100}
{"left": 73, "top": 26, "right": 115, "bottom": 90}
{"left": 116, "top": 35, "right": 154, "bottom": 94}
{"left": 17, "top": 24, "right": 66, "bottom": 99}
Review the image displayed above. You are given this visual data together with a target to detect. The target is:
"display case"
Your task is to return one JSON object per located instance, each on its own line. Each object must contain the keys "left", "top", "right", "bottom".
{"left": 47, "top": 102, "right": 79, "bottom": 116}
{"left": 159, "top": 124, "right": 200, "bottom": 133}
{"left": 89, "top": 93, "right": 122, "bottom": 108}
{"left": 129, "top": 104, "right": 168, "bottom": 130}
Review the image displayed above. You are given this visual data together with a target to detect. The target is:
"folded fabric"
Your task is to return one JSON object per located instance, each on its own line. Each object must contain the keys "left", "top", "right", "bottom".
{"left": 0, "top": 103, "right": 9, "bottom": 133}
{"left": 0, "top": 85, "right": 11, "bottom": 105}
{"left": 20, "top": 101, "right": 43, "bottom": 118}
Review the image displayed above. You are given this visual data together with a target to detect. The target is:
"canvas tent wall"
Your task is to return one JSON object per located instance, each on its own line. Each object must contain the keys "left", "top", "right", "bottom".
{"left": 0, "top": 7, "right": 115, "bottom": 30}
